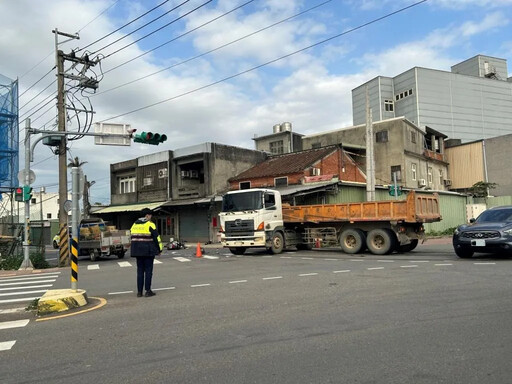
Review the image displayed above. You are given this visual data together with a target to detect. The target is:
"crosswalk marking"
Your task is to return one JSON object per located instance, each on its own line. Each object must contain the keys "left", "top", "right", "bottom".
{"left": 87, "top": 264, "right": 100, "bottom": 270}
{"left": 0, "top": 296, "right": 41, "bottom": 304}
{"left": 0, "top": 341, "right": 16, "bottom": 351}
{"left": 173, "top": 257, "right": 190, "bottom": 262}
{"left": 0, "top": 279, "right": 56, "bottom": 287}
{"left": 0, "top": 272, "right": 60, "bottom": 281}
{"left": 0, "top": 284, "right": 52, "bottom": 291}
{"left": 118, "top": 261, "right": 132, "bottom": 268}
{"left": 153, "top": 259, "right": 162, "bottom": 264}
{"left": 0, "top": 289, "right": 47, "bottom": 297}
{"left": 0, "top": 319, "right": 29, "bottom": 330}
{"left": 0, "top": 275, "right": 59, "bottom": 283}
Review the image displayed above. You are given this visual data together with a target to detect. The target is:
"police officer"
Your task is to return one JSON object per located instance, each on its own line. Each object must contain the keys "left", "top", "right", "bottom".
{"left": 130, "top": 208, "right": 163, "bottom": 297}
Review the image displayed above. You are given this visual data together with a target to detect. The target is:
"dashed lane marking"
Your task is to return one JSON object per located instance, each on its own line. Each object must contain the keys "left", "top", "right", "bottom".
{"left": 301, "top": 257, "right": 314, "bottom": 260}
{"left": 412, "top": 260, "right": 430, "bottom": 263}
{"left": 401, "top": 265, "right": 418, "bottom": 268}
{"left": 0, "top": 319, "right": 29, "bottom": 330}
{"left": 118, "top": 261, "right": 132, "bottom": 268}
{"left": 367, "top": 267, "right": 384, "bottom": 270}
{"left": 0, "top": 279, "right": 56, "bottom": 287}
{"left": 173, "top": 257, "right": 191, "bottom": 262}
{"left": 87, "top": 264, "right": 100, "bottom": 270}
{"left": 333, "top": 270, "right": 351, "bottom": 273}
{"left": 299, "top": 273, "right": 318, "bottom": 277}
{"left": 262, "top": 255, "right": 273, "bottom": 258}
{"left": 377, "top": 260, "right": 394, "bottom": 263}
{"left": 350, "top": 259, "right": 364, "bottom": 262}
{"left": 191, "top": 284, "right": 211, "bottom": 288}
{"left": 0, "top": 341, "right": 16, "bottom": 351}
{"left": 202, "top": 255, "right": 219, "bottom": 260}
{"left": 0, "top": 284, "right": 52, "bottom": 291}
{"left": 280, "top": 256, "right": 292, "bottom": 259}
{"left": 229, "top": 280, "right": 248, "bottom": 284}
{"left": 324, "top": 259, "right": 338, "bottom": 261}
{"left": 262, "top": 276, "right": 283, "bottom": 280}
{"left": 474, "top": 262, "right": 496, "bottom": 265}
{"left": 153, "top": 287, "right": 175, "bottom": 291}
{"left": 108, "top": 291, "right": 133, "bottom": 295}
{"left": 435, "top": 263, "right": 453, "bottom": 266}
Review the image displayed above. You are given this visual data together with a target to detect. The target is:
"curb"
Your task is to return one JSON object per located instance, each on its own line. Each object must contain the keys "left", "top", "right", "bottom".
{"left": 37, "top": 289, "right": 88, "bottom": 316}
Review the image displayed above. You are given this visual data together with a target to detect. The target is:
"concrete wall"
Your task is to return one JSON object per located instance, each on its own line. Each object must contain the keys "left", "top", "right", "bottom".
{"left": 136, "top": 161, "right": 169, "bottom": 203}
{"left": 253, "top": 131, "right": 302, "bottom": 154}
{"left": 445, "top": 141, "right": 485, "bottom": 190}
{"left": 485, "top": 134, "right": 512, "bottom": 196}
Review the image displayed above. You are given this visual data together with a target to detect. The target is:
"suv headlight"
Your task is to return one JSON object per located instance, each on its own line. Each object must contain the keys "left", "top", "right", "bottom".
{"left": 454, "top": 228, "right": 460, "bottom": 235}
{"left": 504, "top": 228, "right": 512, "bottom": 235}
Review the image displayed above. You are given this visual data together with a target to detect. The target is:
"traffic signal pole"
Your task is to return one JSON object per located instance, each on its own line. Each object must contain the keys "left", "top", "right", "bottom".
{"left": 19, "top": 119, "right": 33, "bottom": 270}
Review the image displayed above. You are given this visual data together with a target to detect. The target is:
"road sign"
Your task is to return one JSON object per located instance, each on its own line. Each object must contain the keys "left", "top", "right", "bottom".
{"left": 17, "top": 169, "right": 36, "bottom": 185}
{"left": 63, "top": 200, "right": 72, "bottom": 212}
{"left": 94, "top": 122, "right": 132, "bottom": 146}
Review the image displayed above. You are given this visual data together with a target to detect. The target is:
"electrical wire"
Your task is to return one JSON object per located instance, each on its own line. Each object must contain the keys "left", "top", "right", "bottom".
{"left": 99, "top": 0, "right": 428, "bottom": 123}
{"left": 19, "top": 80, "right": 57, "bottom": 111}
{"left": 98, "top": 0, "right": 331, "bottom": 95}
{"left": 103, "top": 0, "right": 258, "bottom": 74}
{"left": 19, "top": 92, "right": 55, "bottom": 119}
{"left": 78, "top": 0, "right": 171, "bottom": 52}
{"left": 99, "top": 0, "right": 212, "bottom": 59}
{"left": 77, "top": 0, "right": 122, "bottom": 33}
{"left": 18, "top": 67, "right": 55, "bottom": 98}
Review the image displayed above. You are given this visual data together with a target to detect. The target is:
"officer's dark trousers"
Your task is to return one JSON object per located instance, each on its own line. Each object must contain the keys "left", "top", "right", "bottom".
{"left": 136, "top": 256, "right": 155, "bottom": 293}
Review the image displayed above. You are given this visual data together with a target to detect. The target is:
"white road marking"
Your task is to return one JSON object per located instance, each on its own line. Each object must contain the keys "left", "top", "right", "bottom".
{"left": 301, "top": 257, "right": 314, "bottom": 260}
{"left": 46, "top": 258, "right": 57, "bottom": 261}
{"left": 202, "top": 255, "right": 219, "bottom": 260}
{"left": 0, "top": 284, "right": 52, "bottom": 291}
{"left": 153, "top": 287, "right": 175, "bottom": 291}
{"left": 118, "top": 261, "right": 132, "bottom": 268}
{"left": 0, "top": 307, "right": 26, "bottom": 314}
{"left": 153, "top": 259, "right": 163, "bottom": 264}
{"left": 0, "top": 275, "right": 59, "bottom": 282}
{"left": 0, "top": 319, "right": 29, "bottom": 330}
{"left": 350, "top": 259, "right": 364, "bottom": 262}
{"left": 0, "top": 341, "right": 16, "bottom": 351}
{"left": 435, "top": 263, "right": 453, "bottom": 266}
{"left": 324, "top": 259, "right": 338, "bottom": 261}
{"left": 474, "top": 262, "right": 496, "bottom": 265}
{"left": 401, "top": 265, "right": 418, "bottom": 268}
{"left": 262, "top": 255, "right": 273, "bottom": 258}
{"left": 229, "top": 280, "right": 248, "bottom": 284}
{"left": 173, "top": 257, "right": 190, "bottom": 262}
{"left": 0, "top": 296, "right": 41, "bottom": 304}
{"left": 367, "top": 267, "right": 384, "bottom": 270}
{"left": 108, "top": 291, "right": 133, "bottom": 295}
{"left": 377, "top": 260, "right": 395, "bottom": 263}
{"left": 0, "top": 271, "right": 61, "bottom": 280}
{"left": 299, "top": 273, "right": 318, "bottom": 277}
{"left": 412, "top": 260, "right": 429, "bottom": 263}
{"left": 333, "top": 270, "right": 351, "bottom": 273}
{"left": 262, "top": 276, "right": 283, "bottom": 280}
{"left": 0, "top": 279, "right": 55, "bottom": 287}
{"left": 87, "top": 264, "right": 100, "bottom": 270}
{"left": 191, "top": 284, "right": 211, "bottom": 288}
{"left": 280, "top": 256, "right": 292, "bottom": 259}
{"left": 223, "top": 253, "right": 232, "bottom": 256}
{"left": 0, "top": 290, "right": 47, "bottom": 297}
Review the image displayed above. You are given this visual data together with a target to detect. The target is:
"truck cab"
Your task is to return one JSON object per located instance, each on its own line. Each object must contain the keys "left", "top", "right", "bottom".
{"left": 219, "top": 189, "right": 284, "bottom": 255}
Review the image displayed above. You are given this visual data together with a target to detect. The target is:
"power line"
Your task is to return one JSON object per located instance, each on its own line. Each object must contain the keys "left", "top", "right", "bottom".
{"left": 19, "top": 80, "right": 56, "bottom": 112}
{"left": 78, "top": 0, "right": 171, "bottom": 52}
{"left": 98, "top": 0, "right": 331, "bottom": 95}
{"left": 77, "top": 0, "right": 122, "bottom": 33}
{"left": 99, "top": 0, "right": 428, "bottom": 123}
{"left": 100, "top": 0, "right": 213, "bottom": 59}
{"left": 18, "top": 67, "right": 55, "bottom": 98}
{"left": 103, "top": 0, "right": 258, "bottom": 74}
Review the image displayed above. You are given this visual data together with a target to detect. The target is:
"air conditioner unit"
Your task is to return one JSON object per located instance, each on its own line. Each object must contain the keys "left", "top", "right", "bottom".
{"left": 418, "top": 179, "right": 427, "bottom": 187}
{"left": 180, "top": 170, "right": 190, "bottom": 178}
{"left": 443, "top": 179, "right": 452, "bottom": 187}
{"left": 158, "top": 168, "right": 168, "bottom": 178}
{"left": 190, "top": 170, "right": 199, "bottom": 178}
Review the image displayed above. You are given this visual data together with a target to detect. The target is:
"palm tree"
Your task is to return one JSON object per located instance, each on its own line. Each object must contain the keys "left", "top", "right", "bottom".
{"left": 68, "top": 156, "right": 87, "bottom": 168}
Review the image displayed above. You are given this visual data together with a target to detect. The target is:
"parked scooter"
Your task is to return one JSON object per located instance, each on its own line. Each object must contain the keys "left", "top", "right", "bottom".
{"left": 166, "top": 238, "right": 186, "bottom": 250}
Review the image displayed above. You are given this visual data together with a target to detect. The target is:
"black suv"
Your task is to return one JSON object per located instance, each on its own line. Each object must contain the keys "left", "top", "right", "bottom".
{"left": 453, "top": 206, "right": 512, "bottom": 258}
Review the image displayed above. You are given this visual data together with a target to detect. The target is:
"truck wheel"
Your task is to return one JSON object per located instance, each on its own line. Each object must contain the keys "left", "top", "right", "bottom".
{"left": 398, "top": 239, "right": 419, "bottom": 253}
{"left": 340, "top": 229, "right": 366, "bottom": 254}
{"left": 366, "top": 229, "right": 397, "bottom": 255}
{"left": 117, "top": 251, "right": 126, "bottom": 259}
{"left": 454, "top": 246, "right": 474, "bottom": 258}
{"left": 90, "top": 249, "right": 99, "bottom": 262}
{"left": 229, "top": 247, "right": 246, "bottom": 255}
{"left": 269, "top": 232, "right": 284, "bottom": 254}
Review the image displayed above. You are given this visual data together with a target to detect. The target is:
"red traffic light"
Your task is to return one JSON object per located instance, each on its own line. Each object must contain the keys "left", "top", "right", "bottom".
{"left": 16, "top": 188, "right": 22, "bottom": 193}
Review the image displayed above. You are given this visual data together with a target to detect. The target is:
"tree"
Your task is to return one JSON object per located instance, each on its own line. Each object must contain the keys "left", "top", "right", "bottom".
{"left": 468, "top": 181, "right": 497, "bottom": 197}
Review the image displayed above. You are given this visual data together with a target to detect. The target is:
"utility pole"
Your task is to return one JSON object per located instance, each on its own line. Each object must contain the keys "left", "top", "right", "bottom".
{"left": 365, "top": 86, "right": 376, "bottom": 201}
{"left": 83, "top": 175, "right": 95, "bottom": 219}
{"left": 19, "top": 119, "right": 33, "bottom": 270}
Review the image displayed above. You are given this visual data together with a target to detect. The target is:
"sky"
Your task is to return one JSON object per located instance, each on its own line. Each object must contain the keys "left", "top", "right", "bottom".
{"left": 1, "top": 0, "right": 512, "bottom": 205}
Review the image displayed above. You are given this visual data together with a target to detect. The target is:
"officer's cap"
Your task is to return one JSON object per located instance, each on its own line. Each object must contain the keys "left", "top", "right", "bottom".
{"left": 141, "top": 208, "right": 153, "bottom": 216}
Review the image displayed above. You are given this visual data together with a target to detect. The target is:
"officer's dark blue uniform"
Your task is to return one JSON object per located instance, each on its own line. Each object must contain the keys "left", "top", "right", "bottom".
{"left": 130, "top": 208, "right": 163, "bottom": 297}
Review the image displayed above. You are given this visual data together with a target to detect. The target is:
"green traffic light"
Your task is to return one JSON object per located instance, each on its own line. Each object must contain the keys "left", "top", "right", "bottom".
{"left": 134, "top": 131, "right": 167, "bottom": 145}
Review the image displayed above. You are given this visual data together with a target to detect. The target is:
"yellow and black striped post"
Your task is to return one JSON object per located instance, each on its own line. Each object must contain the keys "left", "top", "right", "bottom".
{"left": 58, "top": 224, "right": 69, "bottom": 267}
{"left": 71, "top": 236, "right": 78, "bottom": 291}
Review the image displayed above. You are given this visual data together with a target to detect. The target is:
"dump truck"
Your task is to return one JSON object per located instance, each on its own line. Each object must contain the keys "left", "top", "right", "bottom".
{"left": 219, "top": 188, "right": 441, "bottom": 255}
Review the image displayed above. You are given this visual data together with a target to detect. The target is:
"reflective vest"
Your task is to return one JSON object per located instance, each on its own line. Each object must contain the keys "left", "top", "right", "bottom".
{"left": 130, "top": 220, "right": 163, "bottom": 257}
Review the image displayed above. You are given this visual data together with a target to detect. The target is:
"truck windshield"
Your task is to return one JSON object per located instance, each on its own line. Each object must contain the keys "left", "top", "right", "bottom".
{"left": 222, "top": 191, "right": 263, "bottom": 212}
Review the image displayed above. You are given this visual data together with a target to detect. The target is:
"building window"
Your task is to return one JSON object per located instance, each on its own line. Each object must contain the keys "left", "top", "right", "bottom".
{"left": 428, "top": 167, "right": 433, "bottom": 184}
{"left": 391, "top": 165, "right": 402, "bottom": 182}
{"left": 31, "top": 198, "right": 36, "bottom": 204}
{"left": 395, "top": 89, "right": 413, "bottom": 101}
{"left": 411, "top": 163, "right": 417, "bottom": 181}
{"left": 47, "top": 213, "right": 52, "bottom": 219}
{"left": 269, "top": 140, "right": 284, "bottom": 154}
{"left": 439, "top": 169, "right": 443, "bottom": 185}
{"left": 274, "top": 177, "right": 288, "bottom": 187}
{"left": 239, "top": 181, "right": 251, "bottom": 190}
{"left": 143, "top": 177, "right": 153, "bottom": 187}
{"left": 384, "top": 99, "right": 394, "bottom": 112}
{"left": 411, "top": 131, "right": 416, "bottom": 143}
{"left": 119, "top": 176, "right": 136, "bottom": 194}
{"left": 376, "top": 130, "right": 388, "bottom": 143}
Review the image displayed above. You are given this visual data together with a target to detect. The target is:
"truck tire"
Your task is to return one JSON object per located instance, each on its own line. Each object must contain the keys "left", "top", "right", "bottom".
{"left": 454, "top": 246, "right": 474, "bottom": 258}
{"left": 269, "top": 232, "right": 284, "bottom": 254}
{"left": 90, "top": 249, "right": 99, "bottom": 262}
{"left": 398, "top": 239, "right": 419, "bottom": 253}
{"left": 117, "top": 250, "right": 126, "bottom": 259}
{"left": 229, "top": 247, "right": 246, "bottom": 255}
{"left": 366, "top": 229, "right": 397, "bottom": 255}
{"left": 340, "top": 229, "right": 366, "bottom": 254}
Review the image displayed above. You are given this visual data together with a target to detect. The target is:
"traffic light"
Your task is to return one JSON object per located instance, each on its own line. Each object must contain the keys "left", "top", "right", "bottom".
{"left": 14, "top": 187, "right": 23, "bottom": 202}
{"left": 23, "top": 186, "right": 33, "bottom": 201}
{"left": 133, "top": 131, "right": 167, "bottom": 145}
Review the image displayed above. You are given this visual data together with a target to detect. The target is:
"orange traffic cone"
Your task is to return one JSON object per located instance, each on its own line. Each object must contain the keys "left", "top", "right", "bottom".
{"left": 195, "top": 242, "right": 202, "bottom": 258}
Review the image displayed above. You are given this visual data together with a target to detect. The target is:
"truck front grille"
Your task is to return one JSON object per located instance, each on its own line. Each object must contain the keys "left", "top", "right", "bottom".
{"left": 225, "top": 219, "right": 255, "bottom": 237}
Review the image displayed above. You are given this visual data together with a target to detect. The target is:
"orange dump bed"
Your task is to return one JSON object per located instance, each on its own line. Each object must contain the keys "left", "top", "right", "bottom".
{"left": 282, "top": 191, "right": 441, "bottom": 224}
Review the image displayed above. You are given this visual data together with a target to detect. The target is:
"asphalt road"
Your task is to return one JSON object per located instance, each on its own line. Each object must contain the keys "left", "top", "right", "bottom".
{"left": 2, "top": 242, "right": 512, "bottom": 384}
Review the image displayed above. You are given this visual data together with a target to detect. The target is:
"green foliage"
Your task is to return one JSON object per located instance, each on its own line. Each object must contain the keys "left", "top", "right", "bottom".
{"left": 0, "top": 252, "right": 50, "bottom": 270}
{"left": 426, "top": 227, "right": 458, "bottom": 237}
{"left": 468, "top": 181, "right": 498, "bottom": 198}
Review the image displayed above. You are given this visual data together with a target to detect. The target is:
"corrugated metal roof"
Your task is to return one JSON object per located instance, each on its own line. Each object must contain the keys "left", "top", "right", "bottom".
{"left": 94, "top": 201, "right": 166, "bottom": 214}
{"left": 230, "top": 146, "right": 338, "bottom": 181}
{"left": 276, "top": 181, "right": 339, "bottom": 196}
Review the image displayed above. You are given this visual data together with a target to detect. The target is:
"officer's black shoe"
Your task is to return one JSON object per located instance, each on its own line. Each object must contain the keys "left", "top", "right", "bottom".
{"left": 137, "top": 292, "right": 143, "bottom": 297}
{"left": 145, "top": 290, "right": 156, "bottom": 297}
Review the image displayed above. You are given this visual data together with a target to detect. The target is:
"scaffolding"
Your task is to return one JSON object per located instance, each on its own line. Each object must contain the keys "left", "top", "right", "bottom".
{"left": 0, "top": 74, "right": 19, "bottom": 193}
